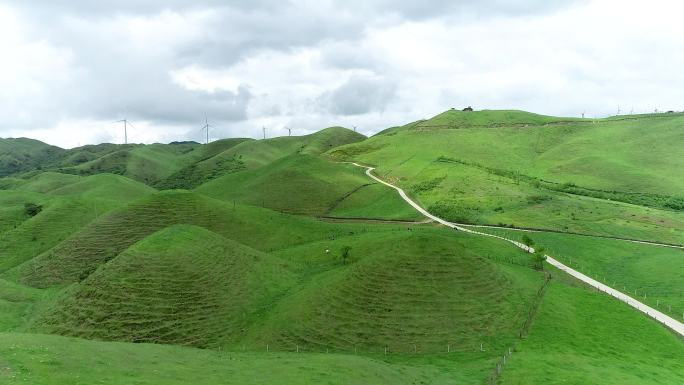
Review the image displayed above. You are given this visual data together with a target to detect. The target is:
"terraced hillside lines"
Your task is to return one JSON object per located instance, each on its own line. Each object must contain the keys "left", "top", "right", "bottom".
{"left": 18, "top": 191, "right": 226, "bottom": 287}
{"left": 252, "top": 232, "right": 543, "bottom": 354}
{"left": 0, "top": 174, "right": 155, "bottom": 274}
{"left": 33, "top": 225, "right": 296, "bottom": 348}
{"left": 0, "top": 198, "right": 103, "bottom": 273}
{"left": 501, "top": 272, "right": 684, "bottom": 384}
{"left": 198, "top": 154, "right": 372, "bottom": 216}
{"left": 15, "top": 190, "right": 397, "bottom": 287}
{"left": 353, "top": 163, "right": 684, "bottom": 337}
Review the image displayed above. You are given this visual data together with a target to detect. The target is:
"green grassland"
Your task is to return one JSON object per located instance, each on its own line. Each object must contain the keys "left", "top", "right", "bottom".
{"left": 0, "top": 333, "right": 459, "bottom": 385}
{"left": 326, "top": 182, "right": 423, "bottom": 220}
{"left": 0, "top": 114, "right": 682, "bottom": 384}
{"left": 501, "top": 268, "right": 684, "bottom": 384}
{"left": 0, "top": 173, "right": 154, "bottom": 274}
{"left": 33, "top": 225, "right": 296, "bottom": 348}
{"left": 331, "top": 110, "right": 684, "bottom": 244}
{"left": 252, "top": 229, "right": 542, "bottom": 355}
{"left": 0, "top": 138, "right": 64, "bottom": 177}
{"left": 158, "top": 127, "right": 365, "bottom": 190}
{"left": 197, "top": 154, "right": 420, "bottom": 218}
{"left": 477, "top": 227, "right": 684, "bottom": 320}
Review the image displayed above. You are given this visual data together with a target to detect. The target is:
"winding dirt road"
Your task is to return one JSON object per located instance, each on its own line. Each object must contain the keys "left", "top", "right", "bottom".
{"left": 353, "top": 163, "right": 684, "bottom": 337}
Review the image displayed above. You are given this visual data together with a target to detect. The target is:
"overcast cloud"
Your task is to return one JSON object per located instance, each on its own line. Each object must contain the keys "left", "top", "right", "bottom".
{"left": 2, "top": 0, "right": 684, "bottom": 147}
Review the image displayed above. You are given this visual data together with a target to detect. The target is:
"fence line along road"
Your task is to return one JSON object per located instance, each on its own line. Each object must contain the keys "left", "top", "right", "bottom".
{"left": 352, "top": 163, "right": 684, "bottom": 338}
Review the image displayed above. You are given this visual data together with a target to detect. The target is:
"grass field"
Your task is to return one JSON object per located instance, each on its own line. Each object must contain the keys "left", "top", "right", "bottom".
{"left": 476, "top": 227, "right": 684, "bottom": 321}
{"left": 0, "top": 113, "right": 682, "bottom": 384}
{"left": 331, "top": 110, "right": 684, "bottom": 244}
{"left": 501, "top": 267, "right": 684, "bottom": 384}
{"left": 33, "top": 225, "right": 296, "bottom": 348}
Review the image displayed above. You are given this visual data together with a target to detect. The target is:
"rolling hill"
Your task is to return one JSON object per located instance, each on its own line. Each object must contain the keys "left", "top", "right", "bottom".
{"left": 330, "top": 110, "right": 684, "bottom": 244}
{"left": 33, "top": 225, "right": 296, "bottom": 348}
{"left": 0, "top": 111, "right": 683, "bottom": 385}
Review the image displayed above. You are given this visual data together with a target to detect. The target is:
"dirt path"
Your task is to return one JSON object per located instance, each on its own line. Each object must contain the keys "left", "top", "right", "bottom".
{"left": 352, "top": 163, "right": 684, "bottom": 337}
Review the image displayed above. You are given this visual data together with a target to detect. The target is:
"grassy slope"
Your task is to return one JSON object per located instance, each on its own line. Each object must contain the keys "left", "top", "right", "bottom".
{"left": 326, "top": 182, "right": 423, "bottom": 220}
{"left": 213, "top": 127, "right": 365, "bottom": 170}
{"left": 479, "top": 228, "right": 684, "bottom": 319}
{"left": 19, "top": 223, "right": 548, "bottom": 384}
{"left": 396, "top": 159, "right": 683, "bottom": 244}
{"left": 197, "top": 127, "right": 420, "bottom": 219}
{"left": 251, "top": 228, "right": 543, "bottom": 355}
{"left": 33, "top": 225, "right": 296, "bottom": 348}
{"left": 0, "top": 138, "right": 64, "bottom": 177}
{"left": 64, "top": 143, "right": 201, "bottom": 184}
{"left": 350, "top": 110, "right": 684, "bottom": 194}
{"left": 330, "top": 110, "right": 684, "bottom": 243}
{"left": 0, "top": 333, "right": 458, "bottom": 385}
{"left": 501, "top": 269, "right": 684, "bottom": 384}
{"left": 0, "top": 173, "right": 154, "bottom": 274}
{"left": 197, "top": 154, "right": 373, "bottom": 216}
{"left": 12, "top": 190, "right": 420, "bottom": 287}
{"left": 154, "top": 138, "right": 252, "bottom": 189}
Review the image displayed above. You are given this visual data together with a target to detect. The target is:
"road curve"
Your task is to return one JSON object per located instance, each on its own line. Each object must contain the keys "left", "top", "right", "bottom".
{"left": 353, "top": 163, "right": 684, "bottom": 337}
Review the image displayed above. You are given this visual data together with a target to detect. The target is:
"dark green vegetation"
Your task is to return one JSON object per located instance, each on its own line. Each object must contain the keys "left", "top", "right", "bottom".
{"left": 0, "top": 110, "right": 682, "bottom": 384}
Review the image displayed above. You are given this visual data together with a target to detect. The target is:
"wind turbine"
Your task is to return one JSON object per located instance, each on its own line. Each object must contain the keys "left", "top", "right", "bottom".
{"left": 262, "top": 126, "right": 267, "bottom": 139}
{"left": 200, "top": 114, "right": 211, "bottom": 144}
{"left": 115, "top": 119, "right": 134, "bottom": 144}
{"left": 353, "top": 125, "right": 357, "bottom": 132}
{"left": 284, "top": 126, "right": 292, "bottom": 136}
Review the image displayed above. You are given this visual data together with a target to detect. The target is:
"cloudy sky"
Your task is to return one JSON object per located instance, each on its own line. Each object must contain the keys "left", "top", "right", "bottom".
{"left": 2, "top": 0, "right": 684, "bottom": 147}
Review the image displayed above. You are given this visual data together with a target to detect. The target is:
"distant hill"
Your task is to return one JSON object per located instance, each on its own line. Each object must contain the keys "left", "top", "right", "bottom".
{"left": 0, "top": 138, "right": 64, "bottom": 177}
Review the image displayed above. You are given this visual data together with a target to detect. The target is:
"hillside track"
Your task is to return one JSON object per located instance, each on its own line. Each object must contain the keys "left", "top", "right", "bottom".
{"left": 352, "top": 163, "right": 684, "bottom": 338}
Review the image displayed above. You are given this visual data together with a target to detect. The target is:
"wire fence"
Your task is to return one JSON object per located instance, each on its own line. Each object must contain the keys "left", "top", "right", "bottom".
{"left": 551, "top": 252, "right": 684, "bottom": 323}
{"left": 485, "top": 271, "right": 551, "bottom": 385}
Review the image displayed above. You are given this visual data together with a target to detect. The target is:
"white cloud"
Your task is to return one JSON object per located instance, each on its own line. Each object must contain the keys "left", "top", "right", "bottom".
{"left": 2, "top": 0, "right": 684, "bottom": 147}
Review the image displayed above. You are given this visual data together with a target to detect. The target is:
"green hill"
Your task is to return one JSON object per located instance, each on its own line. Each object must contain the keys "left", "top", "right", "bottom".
{"left": 0, "top": 138, "right": 64, "bottom": 177}
{"left": 154, "top": 138, "right": 252, "bottom": 189}
{"left": 251, "top": 229, "right": 543, "bottom": 354}
{"left": 33, "top": 225, "right": 296, "bottom": 348}
{"left": 330, "top": 110, "right": 684, "bottom": 243}
{"left": 197, "top": 154, "right": 374, "bottom": 216}
{"left": 13, "top": 190, "right": 400, "bottom": 287}
{"left": 0, "top": 173, "right": 154, "bottom": 274}
{"left": 1, "top": 119, "right": 683, "bottom": 384}
{"left": 501, "top": 269, "right": 684, "bottom": 384}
